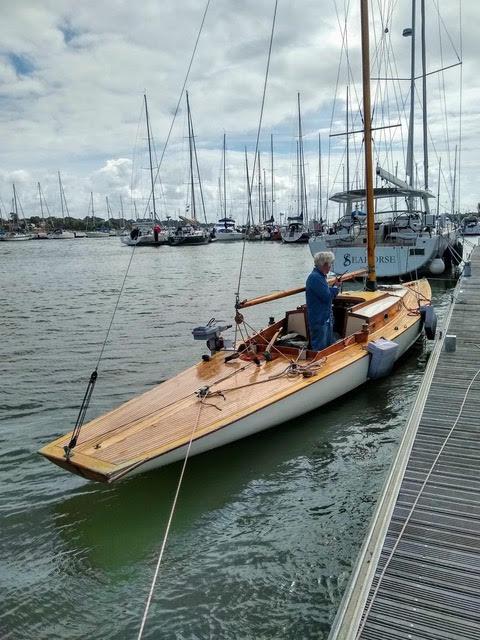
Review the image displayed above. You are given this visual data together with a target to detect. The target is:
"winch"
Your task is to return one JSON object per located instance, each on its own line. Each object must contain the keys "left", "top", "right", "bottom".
{"left": 192, "top": 318, "right": 232, "bottom": 355}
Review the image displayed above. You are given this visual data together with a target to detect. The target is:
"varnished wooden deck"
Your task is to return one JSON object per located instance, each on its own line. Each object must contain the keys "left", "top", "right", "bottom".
{"left": 39, "top": 280, "right": 430, "bottom": 481}
{"left": 329, "top": 246, "right": 480, "bottom": 640}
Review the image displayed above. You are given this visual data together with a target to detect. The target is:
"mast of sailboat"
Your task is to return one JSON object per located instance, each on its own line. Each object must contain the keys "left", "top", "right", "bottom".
{"left": 452, "top": 144, "right": 458, "bottom": 217}
{"left": 58, "top": 172, "right": 65, "bottom": 223}
{"left": 186, "top": 91, "right": 196, "bottom": 221}
{"left": 317, "top": 133, "right": 323, "bottom": 222}
{"left": 406, "top": 0, "right": 416, "bottom": 210}
{"left": 245, "top": 147, "right": 253, "bottom": 227}
{"left": 189, "top": 98, "right": 208, "bottom": 225}
{"left": 223, "top": 133, "right": 227, "bottom": 220}
{"left": 12, "top": 183, "right": 18, "bottom": 224}
{"left": 90, "top": 191, "right": 95, "bottom": 228}
{"left": 420, "top": 0, "right": 431, "bottom": 221}
{"left": 38, "top": 182, "right": 44, "bottom": 220}
{"left": 296, "top": 140, "right": 300, "bottom": 216}
{"left": 360, "top": 0, "right": 377, "bottom": 290}
{"left": 120, "top": 195, "right": 124, "bottom": 220}
{"left": 420, "top": 0, "right": 428, "bottom": 192}
{"left": 297, "top": 92, "right": 308, "bottom": 222}
{"left": 263, "top": 169, "right": 268, "bottom": 219}
{"left": 270, "top": 134, "right": 274, "bottom": 220}
{"left": 436, "top": 157, "right": 441, "bottom": 218}
{"left": 346, "top": 85, "right": 351, "bottom": 217}
{"left": 143, "top": 94, "right": 157, "bottom": 221}
{"left": 297, "top": 93, "right": 304, "bottom": 217}
{"left": 258, "top": 151, "right": 262, "bottom": 223}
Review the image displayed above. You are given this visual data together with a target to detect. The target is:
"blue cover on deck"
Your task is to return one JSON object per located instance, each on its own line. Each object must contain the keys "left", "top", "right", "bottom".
{"left": 367, "top": 338, "right": 399, "bottom": 379}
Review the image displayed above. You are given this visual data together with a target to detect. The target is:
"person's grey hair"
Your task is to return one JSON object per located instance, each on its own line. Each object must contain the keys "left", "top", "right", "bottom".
{"left": 314, "top": 251, "right": 335, "bottom": 269}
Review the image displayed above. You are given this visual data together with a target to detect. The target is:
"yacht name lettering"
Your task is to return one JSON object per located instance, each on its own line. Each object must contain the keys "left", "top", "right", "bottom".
{"left": 343, "top": 254, "right": 396, "bottom": 267}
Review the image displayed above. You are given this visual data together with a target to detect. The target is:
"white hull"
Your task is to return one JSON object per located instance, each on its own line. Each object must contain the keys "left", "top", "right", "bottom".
{"left": 213, "top": 231, "right": 244, "bottom": 241}
{"left": 120, "top": 232, "right": 169, "bottom": 246}
{"left": 463, "top": 227, "right": 480, "bottom": 236}
{"left": 86, "top": 231, "right": 110, "bottom": 238}
{"left": 309, "top": 232, "right": 457, "bottom": 277}
{"left": 125, "top": 319, "right": 421, "bottom": 478}
{"left": 0, "top": 234, "right": 32, "bottom": 241}
{"left": 48, "top": 231, "right": 75, "bottom": 240}
{"left": 281, "top": 229, "right": 309, "bottom": 243}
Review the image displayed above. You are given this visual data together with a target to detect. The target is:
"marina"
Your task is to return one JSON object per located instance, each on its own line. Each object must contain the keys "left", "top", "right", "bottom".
{"left": 1, "top": 0, "right": 476, "bottom": 638}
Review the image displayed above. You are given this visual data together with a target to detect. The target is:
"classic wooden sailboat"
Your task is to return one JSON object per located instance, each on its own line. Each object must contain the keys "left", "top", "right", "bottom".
{"left": 39, "top": 0, "right": 435, "bottom": 483}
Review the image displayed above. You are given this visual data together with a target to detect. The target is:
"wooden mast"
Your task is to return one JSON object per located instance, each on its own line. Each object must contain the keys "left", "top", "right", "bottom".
{"left": 360, "top": 0, "right": 377, "bottom": 290}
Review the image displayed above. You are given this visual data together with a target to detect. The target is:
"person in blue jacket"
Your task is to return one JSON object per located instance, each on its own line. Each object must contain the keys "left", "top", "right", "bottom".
{"left": 306, "top": 251, "right": 339, "bottom": 351}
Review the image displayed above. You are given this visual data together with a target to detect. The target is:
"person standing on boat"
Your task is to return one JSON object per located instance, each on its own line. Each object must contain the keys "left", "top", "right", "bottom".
{"left": 306, "top": 251, "right": 339, "bottom": 351}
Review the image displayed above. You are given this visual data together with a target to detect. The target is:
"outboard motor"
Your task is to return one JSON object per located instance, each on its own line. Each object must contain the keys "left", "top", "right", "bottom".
{"left": 420, "top": 305, "right": 437, "bottom": 340}
{"left": 192, "top": 318, "right": 232, "bottom": 355}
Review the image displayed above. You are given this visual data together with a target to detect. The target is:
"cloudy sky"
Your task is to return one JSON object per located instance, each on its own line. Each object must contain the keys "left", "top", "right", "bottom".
{"left": 0, "top": 0, "right": 473, "bottom": 223}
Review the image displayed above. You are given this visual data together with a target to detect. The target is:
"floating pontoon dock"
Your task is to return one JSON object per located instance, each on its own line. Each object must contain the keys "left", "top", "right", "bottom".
{"left": 330, "top": 244, "right": 480, "bottom": 640}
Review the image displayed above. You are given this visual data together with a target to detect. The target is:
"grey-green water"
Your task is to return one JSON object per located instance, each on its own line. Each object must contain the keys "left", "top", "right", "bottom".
{"left": 0, "top": 238, "right": 472, "bottom": 639}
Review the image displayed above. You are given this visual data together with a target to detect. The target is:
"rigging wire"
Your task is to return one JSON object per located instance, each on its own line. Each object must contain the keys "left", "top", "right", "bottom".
{"left": 65, "top": 0, "right": 213, "bottom": 457}
{"left": 137, "top": 4, "right": 279, "bottom": 637}
{"left": 235, "top": 0, "right": 278, "bottom": 303}
{"left": 136, "top": 403, "right": 205, "bottom": 640}
{"left": 142, "top": 0, "right": 212, "bottom": 219}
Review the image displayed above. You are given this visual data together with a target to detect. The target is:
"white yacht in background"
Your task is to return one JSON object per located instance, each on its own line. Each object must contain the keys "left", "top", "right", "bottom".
{"left": 48, "top": 173, "right": 75, "bottom": 239}
{"left": 310, "top": 166, "right": 459, "bottom": 277}
{"left": 121, "top": 219, "right": 170, "bottom": 246}
{"left": 168, "top": 93, "right": 210, "bottom": 247}
{"left": 462, "top": 216, "right": 480, "bottom": 236}
{"left": 48, "top": 228, "right": 75, "bottom": 239}
{"left": 0, "top": 231, "right": 32, "bottom": 241}
{"left": 169, "top": 217, "right": 209, "bottom": 245}
{"left": 211, "top": 217, "right": 243, "bottom": 241}
{"left": 281, "top": 215, "right": 310, "bottom": 244}
{"left": 281, "top": 95, "right": 310, "bottom": 245}
{"left": 310, "top": 5, "right": 461, "bottom": 277}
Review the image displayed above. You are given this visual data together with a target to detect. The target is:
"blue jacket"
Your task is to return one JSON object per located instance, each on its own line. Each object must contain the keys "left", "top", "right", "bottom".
{"left": 306, "top": 268, "right": 339, "bottom": 349}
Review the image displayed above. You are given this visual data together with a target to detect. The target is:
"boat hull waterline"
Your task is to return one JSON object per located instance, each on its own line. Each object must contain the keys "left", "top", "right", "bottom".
{"left": 39, "top": 280, "right": 430, "bottom": 482}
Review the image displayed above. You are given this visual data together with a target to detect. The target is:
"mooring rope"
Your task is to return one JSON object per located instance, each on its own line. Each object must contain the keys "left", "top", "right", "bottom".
{"left": 356, "top": 346, "right": 480, "bottom": 637}
{"left": 235, "top": 0, "right": 279, "bottom": 307}
{"left": 64, "top": 244, "right": 138, "bottom": 456}
{"left": 137, "top": 401, "right": 205, "bottom": 640}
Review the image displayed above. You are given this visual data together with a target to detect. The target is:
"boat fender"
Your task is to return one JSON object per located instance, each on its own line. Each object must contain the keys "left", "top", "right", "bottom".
{"left": 367, "top": 338, "right": 399, "bottom": 379}
{"left": 420, "top": 305, "right": 437, "bottom": 340}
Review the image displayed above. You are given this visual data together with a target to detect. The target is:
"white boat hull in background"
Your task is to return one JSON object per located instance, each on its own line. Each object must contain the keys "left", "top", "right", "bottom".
{"left": 0, "top": 234, "right": 32, "bottom": 241}
{"left": 48, "top": 230, "right": 75, "bottom": 240}
{"left": 213, "top": 230, "right": 244, "bottom": 241}
{"left": 309, "top": 232, "right": 457, "bottom": 277}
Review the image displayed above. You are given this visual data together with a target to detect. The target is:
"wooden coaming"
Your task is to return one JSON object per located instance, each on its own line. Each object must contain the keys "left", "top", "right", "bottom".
{"left": 39, "top": 279, "right": 431, "bottom": 481}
